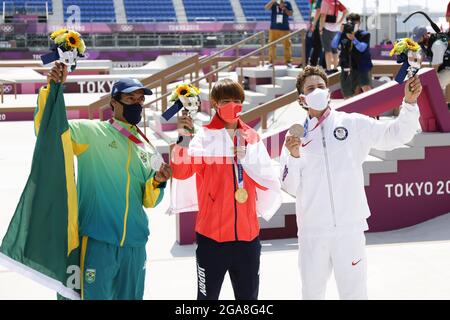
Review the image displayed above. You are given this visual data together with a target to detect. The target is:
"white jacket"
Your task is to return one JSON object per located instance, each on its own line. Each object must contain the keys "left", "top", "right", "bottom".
{"left": 280, "top": 101, "right": 420, "bottom": 237}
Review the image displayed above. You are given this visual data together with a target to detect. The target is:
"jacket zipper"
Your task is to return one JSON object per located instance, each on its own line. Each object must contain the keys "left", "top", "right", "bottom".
{"left": 321, "top": 125, "right": 337, "bottom": 227}
{"left": 232, "top": 163, "right": 238, "bottom": 241}
{"left": 120, "top": 140, "right": 132, "bottom": 246}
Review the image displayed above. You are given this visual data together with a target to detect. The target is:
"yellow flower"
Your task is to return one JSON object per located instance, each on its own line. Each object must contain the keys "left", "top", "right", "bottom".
{"left": 389, "top": 38, "right": 420, "bottom": 56}
{"left": 66, "top": 31, "right": 81, "bottom": 49}
{"left": 389, "top": 43, "right": 400, "bottom": 56}
{"left": 54, "top": 34, "right": 67, "bottom": 45}
{"left": 78, "top": 39, "right": 86, "bottom": 54}
{"left": 405, "top": 38, "right": 420, "bottom": 51}
{"left": 50, "top": 28, "right": 68, "bottom": 40}
{"left": 176, "top": 84, "right": 191, "bottom": 97}
{"left": 189, "top": 84, "right": 200, "bottom": 95}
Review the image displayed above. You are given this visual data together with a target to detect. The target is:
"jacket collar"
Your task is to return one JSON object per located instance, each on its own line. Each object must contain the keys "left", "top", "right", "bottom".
{"left": 112, "top": 118, "right": 138, "bottom": 135}
{"left": 204, "top": 114, "right": 260, "bottom": 144}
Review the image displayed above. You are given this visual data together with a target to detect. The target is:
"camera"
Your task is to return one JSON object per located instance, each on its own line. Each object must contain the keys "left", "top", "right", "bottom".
{"left": 343, "top": 21, "right": 355, "bottom": 34}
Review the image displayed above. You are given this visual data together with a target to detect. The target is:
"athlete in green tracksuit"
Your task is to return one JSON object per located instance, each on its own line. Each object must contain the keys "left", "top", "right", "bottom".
{"left": 35, "top": 62, "right": 172, "bottom": 299}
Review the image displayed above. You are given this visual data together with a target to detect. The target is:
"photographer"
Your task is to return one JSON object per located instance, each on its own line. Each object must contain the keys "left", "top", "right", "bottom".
{"left": 265, "top": 0, "right": 294, "bottom": 68}
{"left": 332, "top": 13, "right": 373, "bottom": 98}
{"left": 412, "top": 25, "right": 449, "bottom": 97}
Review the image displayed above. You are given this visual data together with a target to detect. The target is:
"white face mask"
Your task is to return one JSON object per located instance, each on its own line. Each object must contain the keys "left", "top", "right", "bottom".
{"left": 304, "top": 88, "right": 330, "bottom": 111}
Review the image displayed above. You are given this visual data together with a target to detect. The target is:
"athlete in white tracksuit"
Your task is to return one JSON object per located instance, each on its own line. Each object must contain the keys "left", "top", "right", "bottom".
{"left": 280, "top": 66, "right": 422, "bottom": 299}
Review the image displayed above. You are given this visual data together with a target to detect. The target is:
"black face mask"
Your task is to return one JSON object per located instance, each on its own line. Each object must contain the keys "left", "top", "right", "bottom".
{"left": 119, "top": 101, "right": 143, "bottom": 125}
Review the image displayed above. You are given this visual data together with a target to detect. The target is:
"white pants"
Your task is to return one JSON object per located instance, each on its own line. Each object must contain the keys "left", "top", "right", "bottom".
{"left": 298, "top": 231, "right": 368, "bottom": 300}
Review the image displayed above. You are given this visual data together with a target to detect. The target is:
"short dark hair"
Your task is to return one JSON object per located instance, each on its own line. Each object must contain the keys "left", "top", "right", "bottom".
{"left": 296, "top": 65, "right": 328, "bottom": 94}
{"left": 112, "top": 93, "right": 122, "bottom": 101}
{"left": 110, "top": 93, "right": 121, "bottom": 110}
{"left": 347, "top": 13, "right": 361, "bottom": 23}
{"left": 210, "top": 78, "right": 245, "bottom": 104}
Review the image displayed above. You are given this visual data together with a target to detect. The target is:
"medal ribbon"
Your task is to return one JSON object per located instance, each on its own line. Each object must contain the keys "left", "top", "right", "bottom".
{"left": 109, "top": 118, "right": 154, "bottom": 150}
{"left": 233, "top": 130, "right": 244, "bottom": 190}
{"left": 303, "top": 107, "right": 331, "bottom": 137}
{"left": 109, "top": 118, "right": 164, "bottom": 171}
{"left": 109, "top": 118, "right": 145, "bottom": 147}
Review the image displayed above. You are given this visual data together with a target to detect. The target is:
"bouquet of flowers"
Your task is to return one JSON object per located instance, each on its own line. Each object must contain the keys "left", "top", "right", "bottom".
{"left": 41, "top": 28, "right": 86, "bottom": 72}
{"left": 389, "top": 38, "right": 422, "bottom": 83}
{"left": 162, "top": 83, "right": 201, "bottom": 135}
{"left": 162, "top": 83, "right": 201, "bottom": 120}
{"left": 169, "top": 83, "right": 201, "bottom": 102}
{"left": 389, "top": 38, "right": 421, "bottom": 56}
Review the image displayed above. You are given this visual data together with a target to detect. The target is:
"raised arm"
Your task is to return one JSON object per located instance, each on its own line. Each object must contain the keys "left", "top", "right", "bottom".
{"left": 265, "top": 0, "right": 276, "bottom": 11}
{"left": 281, "top": 2, "right": 293, "bottom": 16}
{"left": 355, "top": 76, "right": 422, "bottom": 151}
{"left": 34, "top": 62, "right": 68, "bottom": 136}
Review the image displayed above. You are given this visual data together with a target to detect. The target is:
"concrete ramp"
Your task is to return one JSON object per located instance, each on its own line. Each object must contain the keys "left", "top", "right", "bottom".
{"left": 0, "top": 68, "right": 46, "bottom": 82}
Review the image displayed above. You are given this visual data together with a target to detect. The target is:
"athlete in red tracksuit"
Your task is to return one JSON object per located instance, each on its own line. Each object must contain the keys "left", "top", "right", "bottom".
{"left": 171, "top": 79, "right": 281, "bottom": 300}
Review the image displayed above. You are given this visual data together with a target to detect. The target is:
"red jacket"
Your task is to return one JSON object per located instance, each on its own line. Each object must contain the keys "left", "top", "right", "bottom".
{"left": 171, "top": 116, "right": 267, "bottom": 243}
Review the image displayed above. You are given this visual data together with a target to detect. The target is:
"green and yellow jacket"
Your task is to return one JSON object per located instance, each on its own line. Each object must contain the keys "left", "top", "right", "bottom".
{"left": 35, "top": 84, "right": 165, "bottom": 247}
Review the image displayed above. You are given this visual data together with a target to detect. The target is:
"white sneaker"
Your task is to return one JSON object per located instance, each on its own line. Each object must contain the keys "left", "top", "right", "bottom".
{"left": 266, "top": 63, "right": 274, "bottom": 69}
{"left": 286, "top": 63, "right": 293, "bottom": 68}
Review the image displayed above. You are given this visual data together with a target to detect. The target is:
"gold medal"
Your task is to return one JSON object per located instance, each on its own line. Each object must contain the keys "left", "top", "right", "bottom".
{"left": 235, "top": 188, "right": 248, "bottom": 204}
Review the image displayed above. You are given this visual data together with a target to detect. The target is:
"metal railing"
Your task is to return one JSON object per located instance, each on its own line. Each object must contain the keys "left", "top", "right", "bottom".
{"left": 2, "top": 1, "right": 50, "bottom": 15}
{"left": 80, "top": 29, "right": 308, "bottom": 137}
{"left": 145, "top": 31, "right": 268, "bottom": 111}
{"left": 191, "top": 28, "right": 305, "bottom": 91}
{"left": 146, "top": 28, "right": 306, "bottom": 115}
{"left": 200, "top": 31, "right": 265, "bottom": 66}
{"left": 5, "top": 31, "right": 271, "bottom": 51}
{"left": 85, "top": 31, "right": 269, "bottom": 121}
{"left": 127, "top": 17, "right": 178, "bottom": 23}
{"left": 240, "top": 72, "right": 341, "bottom": 130}
{"left": 86, "top": 55, "right": 201, "bottom": 121}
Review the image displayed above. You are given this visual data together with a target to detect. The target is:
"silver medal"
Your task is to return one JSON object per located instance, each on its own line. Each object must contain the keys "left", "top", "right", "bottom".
{"left": 289, "top": 124, "right": 305, "bottom": 138}
{"left": 150, "top": 153, "right": 164, "bottom": 171}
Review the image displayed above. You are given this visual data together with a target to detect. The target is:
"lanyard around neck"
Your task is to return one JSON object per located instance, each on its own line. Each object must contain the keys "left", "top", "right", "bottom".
{"left": 304, "top": 107, "right": 331, "bottom": 137}
{"left": 109, "top": 118, "right": 153, "bottom": 149}
{"left": 233, "top": 130, "right": 244, "bottom": 189}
